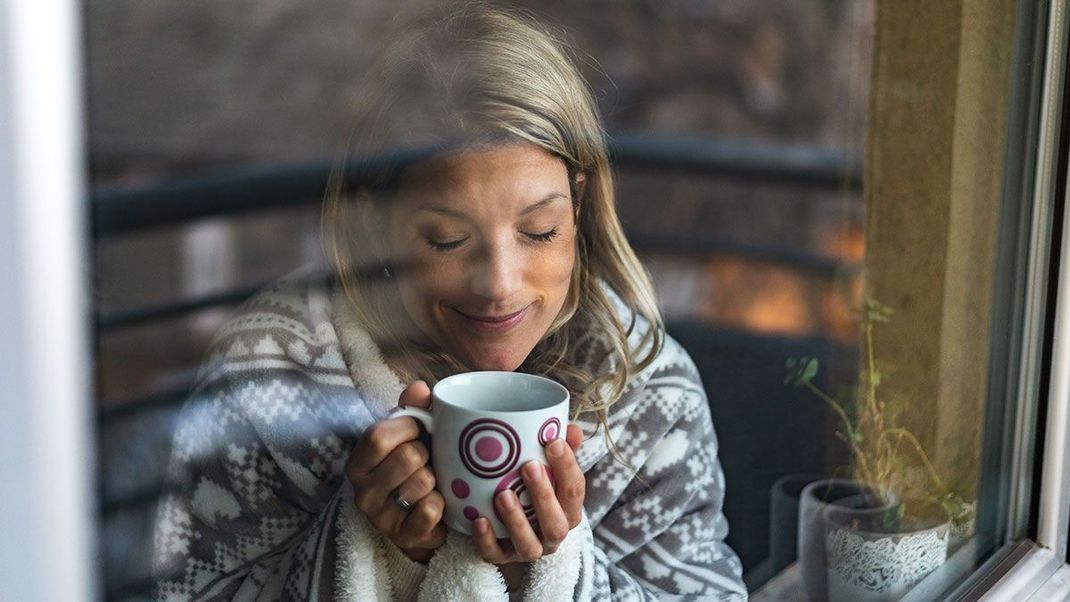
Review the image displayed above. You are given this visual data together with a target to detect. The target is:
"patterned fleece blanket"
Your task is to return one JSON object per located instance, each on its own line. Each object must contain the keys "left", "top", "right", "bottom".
{"left": 151, "top": 270, "right": 747, "bottom": 600}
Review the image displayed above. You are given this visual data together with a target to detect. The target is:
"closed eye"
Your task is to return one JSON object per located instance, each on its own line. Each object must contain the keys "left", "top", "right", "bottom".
{"left": 426, "top": 237, "right": 468, "bottom": 251}
{"left": 524, "top": 227, "right": 559, "bottom": 243}
{"left": 425, "top": 228, "right": 558, "bottom": 251}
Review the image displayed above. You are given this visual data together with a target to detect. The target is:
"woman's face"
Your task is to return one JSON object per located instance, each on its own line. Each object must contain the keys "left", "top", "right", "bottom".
{"left": 387, "top": 142, "right": 579, "bottom": 372}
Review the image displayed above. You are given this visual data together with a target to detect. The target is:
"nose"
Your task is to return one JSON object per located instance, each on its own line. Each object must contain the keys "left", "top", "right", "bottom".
{"left": 468, "top": 238, "right": 522, "bottom": 303}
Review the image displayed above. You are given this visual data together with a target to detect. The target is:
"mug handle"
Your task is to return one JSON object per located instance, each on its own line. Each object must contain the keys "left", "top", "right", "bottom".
{"left": 391, "top": 406, "right": 434, "bottom": 433}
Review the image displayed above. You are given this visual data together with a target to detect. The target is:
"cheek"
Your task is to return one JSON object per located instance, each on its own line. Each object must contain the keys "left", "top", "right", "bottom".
{"left": 539, "top": 237, "right": 577, "bottom": 287}
{"left": 409, "top": 258, "right": 453, "bottom": 289}
{"left": 398, "top": 259, "right": 456, "bottom": 308}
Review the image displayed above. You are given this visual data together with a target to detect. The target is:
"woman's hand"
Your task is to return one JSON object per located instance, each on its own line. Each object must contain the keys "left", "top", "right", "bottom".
{"left": 471, "top": 424, "right": 585, "bottom": 575}
{"left": 346, "top": 381, "right": 447, "bottom": 563}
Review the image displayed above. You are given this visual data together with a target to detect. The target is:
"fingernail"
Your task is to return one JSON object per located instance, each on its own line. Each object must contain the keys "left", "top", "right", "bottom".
{"left": 497, "top": 490, "right": 515, "bottom": 509}
{"left": 547, "top": 438, "right": 565, "bottom": 458}
{"left": 476, "top": 518, "right": 488, "bottom": 534}
{"left": 524, "top": 460, "right": 543, "bottom": 482}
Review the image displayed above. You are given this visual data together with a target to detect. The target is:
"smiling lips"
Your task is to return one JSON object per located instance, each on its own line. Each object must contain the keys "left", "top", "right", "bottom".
{"left": 453, "top": 305, "right": 530, "bottom": 333}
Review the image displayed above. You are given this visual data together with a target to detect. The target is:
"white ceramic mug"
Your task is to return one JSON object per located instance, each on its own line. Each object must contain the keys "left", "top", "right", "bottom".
{"left": 392, "top": 371, "right": 569, "bottom": 537}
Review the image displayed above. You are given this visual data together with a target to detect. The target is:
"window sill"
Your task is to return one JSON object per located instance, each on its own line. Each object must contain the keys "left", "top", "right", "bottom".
{"left": 945, "top": 539, "right": 1070, "bottom": 600}
{"left": 748, "top": 537, "right": 1070, "bottom": 601}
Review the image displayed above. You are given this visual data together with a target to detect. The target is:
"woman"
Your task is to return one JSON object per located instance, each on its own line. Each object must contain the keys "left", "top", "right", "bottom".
{"left": 152, "top": 3, "right": 746, "bottom": 600}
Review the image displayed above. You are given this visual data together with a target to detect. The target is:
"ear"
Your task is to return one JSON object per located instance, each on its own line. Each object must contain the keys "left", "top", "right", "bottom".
{"left": 572, "top": 172, "right": 587, "bottom": 223}
{"left": 573, "top": 172, "right": 587, "bottom": 199}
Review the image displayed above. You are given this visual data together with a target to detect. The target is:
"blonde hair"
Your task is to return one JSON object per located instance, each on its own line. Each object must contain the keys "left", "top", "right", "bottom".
{"left": 324, "top": 1, "right": 664, "bottom": 442}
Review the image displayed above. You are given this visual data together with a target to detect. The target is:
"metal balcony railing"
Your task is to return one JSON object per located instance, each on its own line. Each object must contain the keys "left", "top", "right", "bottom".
{"left": 92, "top": 133, "right": 861, "bottom": 236}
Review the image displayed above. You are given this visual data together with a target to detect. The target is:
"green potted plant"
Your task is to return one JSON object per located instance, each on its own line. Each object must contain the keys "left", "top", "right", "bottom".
{"left": 786, "top": 296, "right": 973, "bottom": 601}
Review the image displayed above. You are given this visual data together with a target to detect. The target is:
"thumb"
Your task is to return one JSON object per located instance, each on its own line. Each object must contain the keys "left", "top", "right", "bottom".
{"left": 398, "top": 380, "right": 432, "bottom": 410}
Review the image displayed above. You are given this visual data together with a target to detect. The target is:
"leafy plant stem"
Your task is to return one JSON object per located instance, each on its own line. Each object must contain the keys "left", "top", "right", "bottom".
{"left": 888, "top": 427, "right": 948, "bottom": 493}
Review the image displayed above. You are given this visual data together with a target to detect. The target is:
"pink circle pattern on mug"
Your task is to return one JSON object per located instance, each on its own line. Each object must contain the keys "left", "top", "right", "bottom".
{"left": 494, "top": 469, "right": 536, "bottom": 524}
{"left": 538, "top": 417, "right": 561, "bottom": 446}
{"left": 492, "top": 465, "right": 555, "bottom": 525}
{"left": 459, "top": 418, "right": 521, "bottom": 479}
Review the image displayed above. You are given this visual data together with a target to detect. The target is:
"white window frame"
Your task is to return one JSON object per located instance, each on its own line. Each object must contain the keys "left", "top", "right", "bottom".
{"left": 0, "top": 0, "right": 94, "bottom": 599}
{"left": 953, "top": 0, "right": 1070, "bottom": 598}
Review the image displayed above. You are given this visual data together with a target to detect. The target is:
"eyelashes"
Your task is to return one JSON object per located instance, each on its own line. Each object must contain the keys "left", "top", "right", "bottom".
{"left": 525, "top": 227, "right": 560, "bottom": 244}
{"left": 426, "top": 238, "right": 466, "bottom": 251}
{"left": 425, "top": 227, "right": 560, "bottom": 252}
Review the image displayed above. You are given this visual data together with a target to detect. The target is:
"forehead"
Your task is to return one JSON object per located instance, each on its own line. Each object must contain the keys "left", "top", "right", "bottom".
{"left": 394, "top": 143, "right": 569, "bottom": 203}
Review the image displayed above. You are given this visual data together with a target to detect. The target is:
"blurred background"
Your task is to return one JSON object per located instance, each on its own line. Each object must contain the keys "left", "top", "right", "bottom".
{"left": 88, "top": 1, "right": 873, "bottom": 597}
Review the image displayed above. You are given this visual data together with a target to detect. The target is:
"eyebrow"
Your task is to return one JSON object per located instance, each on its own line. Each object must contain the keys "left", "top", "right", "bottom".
{"left": 412, "top": 192, "right": 569, "bottom": 219}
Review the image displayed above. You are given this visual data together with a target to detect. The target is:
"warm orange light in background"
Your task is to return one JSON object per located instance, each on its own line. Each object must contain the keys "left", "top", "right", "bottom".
{"left": 703, "top": 259, "right": 812, "bottom": 334}
{"left": 818, "top": 218, "right": 867, "bottom": 264}
{"left": 643, "top": 227, "right": 865, "bottom": 345}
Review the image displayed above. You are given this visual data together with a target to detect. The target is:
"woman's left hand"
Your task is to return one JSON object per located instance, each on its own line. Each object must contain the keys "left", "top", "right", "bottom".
{"left": 472, "top": 424, "right": 585, "bottom": 569}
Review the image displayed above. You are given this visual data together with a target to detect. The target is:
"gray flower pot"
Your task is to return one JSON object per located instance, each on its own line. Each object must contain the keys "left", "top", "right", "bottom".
{"left": 823, "top": 496, "right": 949, "bottom": 601}
{"left": 797, "top": 479, "right": 899, "bottom": 601}
{"left": 769, "top": 473, "right": 824, "bottom": 574}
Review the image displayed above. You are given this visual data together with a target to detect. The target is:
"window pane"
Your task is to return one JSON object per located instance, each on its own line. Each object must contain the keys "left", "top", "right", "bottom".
{"left": 88, "top": 1, "right": 1040, "bottom": 599}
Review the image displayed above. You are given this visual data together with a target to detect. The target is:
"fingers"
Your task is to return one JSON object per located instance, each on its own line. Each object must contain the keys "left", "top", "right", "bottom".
{"left": 398, "top": 491, "right": 448, "bottom": 548}
{"left": 522, "top": 461, "right": 569, "bottom": 553}
{"left": 395, "top": 466, "right": 436, "bottom": 507}
{"left": 372, "top": 465, "right": 436, "bottom": 535}
{"left": 545, "top": 438, "right": 585, "bottom": 527}
{"left": 565, "top": 424, "right": 583, "bottom": 451}
{"left": 494, "top": 490, "right": 544, "bottom": 562}
{"left": 347, "top": 417, "right": 421, "bottom": 477}
{"left": 350, "top": 439, "right": 429, "bottom": 515}
{"left": 471, "top": 430, "right": 586, "bottom": 565}
{"left": 345, "top": 382, "right": 450, "bottom": 559}
{"left": 472, "top": 517, "right": 511, "bottom": 563}
{"left": 399, "top": 380, "right": 432, "bottom": 409}
{"left": 374, "top": 441, "right": 431, "bottom": 497}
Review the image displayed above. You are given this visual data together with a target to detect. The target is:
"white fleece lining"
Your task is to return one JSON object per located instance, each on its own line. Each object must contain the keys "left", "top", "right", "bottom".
{"left": 335, "top": 495, "right": 590, "bottom": 601}
{"left": 331, "top": 288, "right": 405, "bottom": 420}
{"left": 416, "top": 531, "right": 509, "bottom": 602}
{"left": 520, "top": 514, "right": 587, "bottom": 602}
{"left": 336, "top": 488, "right": 394, "bottom": 601}
{"left": 382, "top": 537, "right": 430, "bottom": 601}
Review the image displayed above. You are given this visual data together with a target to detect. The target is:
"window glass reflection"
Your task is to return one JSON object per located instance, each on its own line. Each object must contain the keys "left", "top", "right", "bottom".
{"left": 89, "top": 1, "right": 1018, "bottom": 599}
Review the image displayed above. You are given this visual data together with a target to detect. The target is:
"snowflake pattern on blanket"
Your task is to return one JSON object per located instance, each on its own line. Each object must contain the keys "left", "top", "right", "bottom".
{"left": 152, "top": 271, "right": 747, "bottom": 601}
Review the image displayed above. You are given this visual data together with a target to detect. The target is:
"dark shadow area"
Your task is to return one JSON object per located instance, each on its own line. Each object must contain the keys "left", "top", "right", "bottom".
{"left": 668, "top": 320, "right": 855, "bottom": 574}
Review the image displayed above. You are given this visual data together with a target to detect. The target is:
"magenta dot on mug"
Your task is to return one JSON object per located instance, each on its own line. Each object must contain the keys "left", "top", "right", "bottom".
{"left": 451, "top": 478, "right": 470, "bottom": 499}
{"left": 547, "top": 425, "right": 558, "bottom": 439}
{"left": 475, "top": 435, "right": 503, "bottom": 461}
{"left": 463, "top": 506, "right": 480, "bottom": 521}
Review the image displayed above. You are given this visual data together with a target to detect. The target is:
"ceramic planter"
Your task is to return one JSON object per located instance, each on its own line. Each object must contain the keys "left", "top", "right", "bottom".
{"left": 769, "top": 473, "right": 824, "bottom": 574}
{"left": 797, "top": 479, "right": 899, "bottom": 601}
{"left": 823, "top": 495, "right": 949, "bottom": 601}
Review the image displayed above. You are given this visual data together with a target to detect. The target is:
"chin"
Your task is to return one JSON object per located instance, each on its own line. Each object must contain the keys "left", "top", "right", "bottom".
{"left": 469, "top": 357, "right": 523, "bottom": 372}
{"left": 464, "top": 348, "right": 527, "bottom": 372}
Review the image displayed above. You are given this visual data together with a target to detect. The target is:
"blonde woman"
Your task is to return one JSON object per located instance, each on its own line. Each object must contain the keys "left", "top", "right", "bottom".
{"left": 152, "top": 3, "right": 746, "bottom": 600}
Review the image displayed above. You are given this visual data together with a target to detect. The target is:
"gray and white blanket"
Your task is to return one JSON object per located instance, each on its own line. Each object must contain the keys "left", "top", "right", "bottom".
{"left": 151, "top": 271, "right": 747, "bottom": 600}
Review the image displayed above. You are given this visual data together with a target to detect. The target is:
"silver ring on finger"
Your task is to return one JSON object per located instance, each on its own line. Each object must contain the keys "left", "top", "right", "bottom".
{"left": 392, "top": 489, "right": 414, "bottom": 512}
